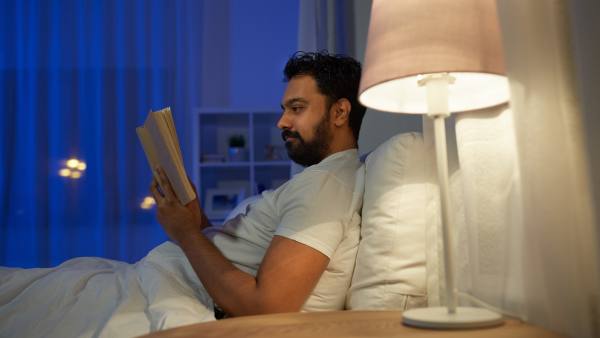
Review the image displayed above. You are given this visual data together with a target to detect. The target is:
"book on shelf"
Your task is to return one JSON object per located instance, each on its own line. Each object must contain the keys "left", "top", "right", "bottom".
{"left": 136, "top": 107, "right": 196, "bottom": 205}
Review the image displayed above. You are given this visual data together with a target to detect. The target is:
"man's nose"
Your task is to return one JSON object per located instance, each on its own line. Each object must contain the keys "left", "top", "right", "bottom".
{"left": 277, "top": 112, "right": 290, "bottom": 130}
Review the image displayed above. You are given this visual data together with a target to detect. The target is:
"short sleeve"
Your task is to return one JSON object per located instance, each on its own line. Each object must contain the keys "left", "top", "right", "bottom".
{"left": 274, "top": 170, "right": 353, "bottom": 258}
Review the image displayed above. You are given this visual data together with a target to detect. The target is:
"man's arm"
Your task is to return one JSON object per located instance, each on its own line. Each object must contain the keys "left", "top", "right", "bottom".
{"left": 150, "top": 167, "right": 329, "bottom": 316}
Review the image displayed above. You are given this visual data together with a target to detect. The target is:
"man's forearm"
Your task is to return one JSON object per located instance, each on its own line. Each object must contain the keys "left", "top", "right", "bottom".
{"left": 177, "top": 231, "right": 262, "bottom": 316}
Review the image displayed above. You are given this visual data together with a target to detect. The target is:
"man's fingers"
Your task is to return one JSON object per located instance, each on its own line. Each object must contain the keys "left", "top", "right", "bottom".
{"left": 155, "top": 167, "right": 178, "bottom": 203}
{"left": 150, "top": 178, "right": 164, "bottom": 204}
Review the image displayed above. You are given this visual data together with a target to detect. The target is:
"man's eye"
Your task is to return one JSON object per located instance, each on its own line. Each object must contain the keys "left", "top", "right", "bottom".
{"left": 291, "top": 106, "right": 303, "bottom": 112}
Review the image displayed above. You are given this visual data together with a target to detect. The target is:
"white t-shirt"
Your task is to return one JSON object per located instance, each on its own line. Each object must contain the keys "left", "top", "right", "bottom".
{"left": 203, "top": 149, "right": 364, "bottom": 311}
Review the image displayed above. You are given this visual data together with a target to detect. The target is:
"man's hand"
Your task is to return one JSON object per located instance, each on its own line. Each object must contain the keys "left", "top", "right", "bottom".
{"left": 150, "top": 167, "right": 208, "bottom": 245}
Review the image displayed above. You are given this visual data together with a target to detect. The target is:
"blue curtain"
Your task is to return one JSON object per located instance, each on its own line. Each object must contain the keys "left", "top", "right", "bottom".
{"left": 0, "top": 0, "right": 204, "bottom": 267}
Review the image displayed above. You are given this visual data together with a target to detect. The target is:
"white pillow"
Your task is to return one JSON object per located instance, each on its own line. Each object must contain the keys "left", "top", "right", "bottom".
{"left": 346, "top": 132, "right": 433, "bottom": 310}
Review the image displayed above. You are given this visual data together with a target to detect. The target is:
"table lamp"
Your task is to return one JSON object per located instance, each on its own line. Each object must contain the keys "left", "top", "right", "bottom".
{"left": 359, "top": 0, "right": 510, "bottom": 329}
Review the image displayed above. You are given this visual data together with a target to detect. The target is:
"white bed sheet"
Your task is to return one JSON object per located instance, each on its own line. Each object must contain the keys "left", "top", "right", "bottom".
{"left": 0, "top": 242, "right": 216, "bottom": 338}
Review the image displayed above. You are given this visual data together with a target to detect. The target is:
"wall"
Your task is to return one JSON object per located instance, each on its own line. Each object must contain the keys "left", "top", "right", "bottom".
{"left": 199, "top": 0, "right": 299, "bottom": 111}
{"left": 230, "top": 0, "right": 299, "bottom": 109}
{"left": 352, "top": 0, "right": 422, "bottom": 155}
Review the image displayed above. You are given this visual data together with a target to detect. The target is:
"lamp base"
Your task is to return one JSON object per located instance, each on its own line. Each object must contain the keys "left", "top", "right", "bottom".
{"left": 403, "top": 306, "right": 503, "bottom": 329}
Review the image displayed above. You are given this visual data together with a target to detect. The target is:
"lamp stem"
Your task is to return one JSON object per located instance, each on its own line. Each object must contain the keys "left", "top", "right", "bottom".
{"left": 421, "top": 73, "right": 457, "bottom": 313}
{"left": 432, "top": 115, "right": 457, "bottom": 314}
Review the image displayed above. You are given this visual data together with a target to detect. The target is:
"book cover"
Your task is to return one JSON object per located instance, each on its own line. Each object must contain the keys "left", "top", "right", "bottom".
{"left": 136, "top": 107, "right": 196, "bottom": 205}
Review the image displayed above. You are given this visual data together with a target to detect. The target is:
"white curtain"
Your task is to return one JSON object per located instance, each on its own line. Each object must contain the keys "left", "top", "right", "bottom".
{"left": 434, "top": 1, "right": 600, "bottom": 337}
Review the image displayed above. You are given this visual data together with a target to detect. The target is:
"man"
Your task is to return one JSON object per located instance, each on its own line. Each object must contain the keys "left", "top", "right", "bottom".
{"left": 151, "top": 51, "right": 367, "bottom": 317}
{"left": 0, "top": 51, "right": 366, "bottom": 337}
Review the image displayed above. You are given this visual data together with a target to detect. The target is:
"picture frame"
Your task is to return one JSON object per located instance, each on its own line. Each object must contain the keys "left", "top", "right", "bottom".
{"left": 204, "top": 187, "right": 246, "bottom": 220}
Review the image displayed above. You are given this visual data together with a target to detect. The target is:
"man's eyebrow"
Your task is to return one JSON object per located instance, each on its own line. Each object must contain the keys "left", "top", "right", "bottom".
{"left": 281, "top": 97, "right": 308, "bottom": 109}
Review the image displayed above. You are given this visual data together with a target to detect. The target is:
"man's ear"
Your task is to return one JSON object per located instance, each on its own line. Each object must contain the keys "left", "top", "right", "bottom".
{"left": 332, "top": 99, "right": 351, "bottom": 127}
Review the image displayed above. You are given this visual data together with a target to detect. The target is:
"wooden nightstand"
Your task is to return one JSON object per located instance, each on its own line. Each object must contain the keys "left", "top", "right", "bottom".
{"left": 140, "top": 310, "right": 564, "bottom": 338}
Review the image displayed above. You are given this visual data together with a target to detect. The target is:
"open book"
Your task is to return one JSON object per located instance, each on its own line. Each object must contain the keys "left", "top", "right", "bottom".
{"left": 136, "top": 107, "right": 196, "bottom": 205}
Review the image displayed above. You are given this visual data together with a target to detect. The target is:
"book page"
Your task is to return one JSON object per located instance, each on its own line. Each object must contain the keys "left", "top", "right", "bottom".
{"left": 161, "top": 108, "right": 184, "bottom": 164}
{"left": 136, "top": 127, "right": 160, "bottom": 182}
{"left": 137, "top": 107, "right": 195, "bottom": 204}
{"left": 150, "top": 110, "right": 188, "bottom": 190}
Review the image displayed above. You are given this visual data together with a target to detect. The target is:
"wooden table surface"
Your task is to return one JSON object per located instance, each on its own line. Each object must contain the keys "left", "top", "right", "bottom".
{"left": 140, "top": 310, "right": 564, "bottom": 338}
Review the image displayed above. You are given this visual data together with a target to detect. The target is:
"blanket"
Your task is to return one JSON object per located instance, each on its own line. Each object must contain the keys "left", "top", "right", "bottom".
{"left": 0, "top": 242, "right": 216, "bottom": 338}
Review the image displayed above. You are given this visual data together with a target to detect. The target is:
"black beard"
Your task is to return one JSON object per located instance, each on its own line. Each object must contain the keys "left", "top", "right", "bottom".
{"left": 282, "top": 112, "right": 331, "bottom": 167}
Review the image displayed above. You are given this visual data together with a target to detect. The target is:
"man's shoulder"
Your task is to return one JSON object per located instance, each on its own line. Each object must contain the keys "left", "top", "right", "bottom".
{"left": 285, "top": 151, "right": 361, "bottom": 194}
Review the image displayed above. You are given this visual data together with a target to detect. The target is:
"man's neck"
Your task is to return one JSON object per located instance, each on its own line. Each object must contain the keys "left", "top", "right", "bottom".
{"left": 325, "top": 135, "right": 357, "bottom": 158}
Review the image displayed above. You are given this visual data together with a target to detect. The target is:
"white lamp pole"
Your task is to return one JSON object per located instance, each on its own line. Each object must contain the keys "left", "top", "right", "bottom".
{"left": 422, "top": 73, "right": 457, "bottom": 314}
{"left": 400, "top": 74, "right": 503, "bottom": 328}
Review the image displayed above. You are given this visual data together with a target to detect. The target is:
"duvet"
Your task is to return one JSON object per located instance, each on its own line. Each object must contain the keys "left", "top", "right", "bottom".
{"left": 0, "top": 242, "right": 216, "bottom": 338}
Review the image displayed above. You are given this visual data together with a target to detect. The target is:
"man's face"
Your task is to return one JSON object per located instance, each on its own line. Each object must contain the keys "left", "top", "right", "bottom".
{"left": 278, "top": 75, "right": 333, "bottom": 167}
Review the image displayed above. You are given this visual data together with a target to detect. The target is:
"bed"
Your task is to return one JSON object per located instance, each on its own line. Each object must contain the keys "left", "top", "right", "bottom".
{"left": 0, "top": 132, "right": 437, "bottom": 338}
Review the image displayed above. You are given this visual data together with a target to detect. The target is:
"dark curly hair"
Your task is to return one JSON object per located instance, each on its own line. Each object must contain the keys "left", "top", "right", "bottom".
{"left": 283, "top": 51, "right": 366, "bottom": 142}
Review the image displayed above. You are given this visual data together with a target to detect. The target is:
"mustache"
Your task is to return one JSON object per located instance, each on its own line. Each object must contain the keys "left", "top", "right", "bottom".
{"left": 281, "top": 130, "right": 302, "bottom": 142}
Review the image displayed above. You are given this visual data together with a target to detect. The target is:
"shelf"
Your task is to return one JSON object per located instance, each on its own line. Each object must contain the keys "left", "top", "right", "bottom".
{"left": 194, "top": 107, "right": 282, "bottom": 115}
{"left": 197, "top": 161, "right": 290, "bottom": 168}
{"left": 192, "top": 108, "right": 292, "bottom": 222}
{"left": 254, "top": 161, "right": 291, "bottom": 167}
{"left": 198, "top": 162, "right": 251, "bottom": 168}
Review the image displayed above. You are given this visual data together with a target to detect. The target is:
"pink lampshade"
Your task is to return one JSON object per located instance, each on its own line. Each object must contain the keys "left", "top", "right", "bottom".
{"left": 359, "top": 0, "right": 509, "bottom": 114}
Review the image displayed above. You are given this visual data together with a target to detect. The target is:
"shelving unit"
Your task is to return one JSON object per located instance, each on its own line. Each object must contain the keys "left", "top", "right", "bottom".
{"left": 192, "top": 108, "right": 291, "bottom": 223}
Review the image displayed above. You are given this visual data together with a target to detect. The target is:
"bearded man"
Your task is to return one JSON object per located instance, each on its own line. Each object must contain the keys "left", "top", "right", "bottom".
{"left": 151, "top": 51, "right": 367, "bottom": 319}
{"left": 0, "top": 51, "right": 368, "bottom": 338}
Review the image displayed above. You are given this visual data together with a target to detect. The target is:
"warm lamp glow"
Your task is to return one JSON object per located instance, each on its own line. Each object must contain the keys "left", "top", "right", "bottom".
{"left": 360, "top": 73, "right": 509, "bottom": 114}
{"left": 140, "top": 196, "right": 156, "bottom": 210}
{"left": 59, "top": 157, "right": 86, "bottom": 179}
{"left": 359, "top": 0, "right": 509, "bottom": 115}
{"left": 59, "top": 168, "right": 71, "bottom": 177}
{"left": 66, "top": 158, "right": 80, "bottom": 169}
